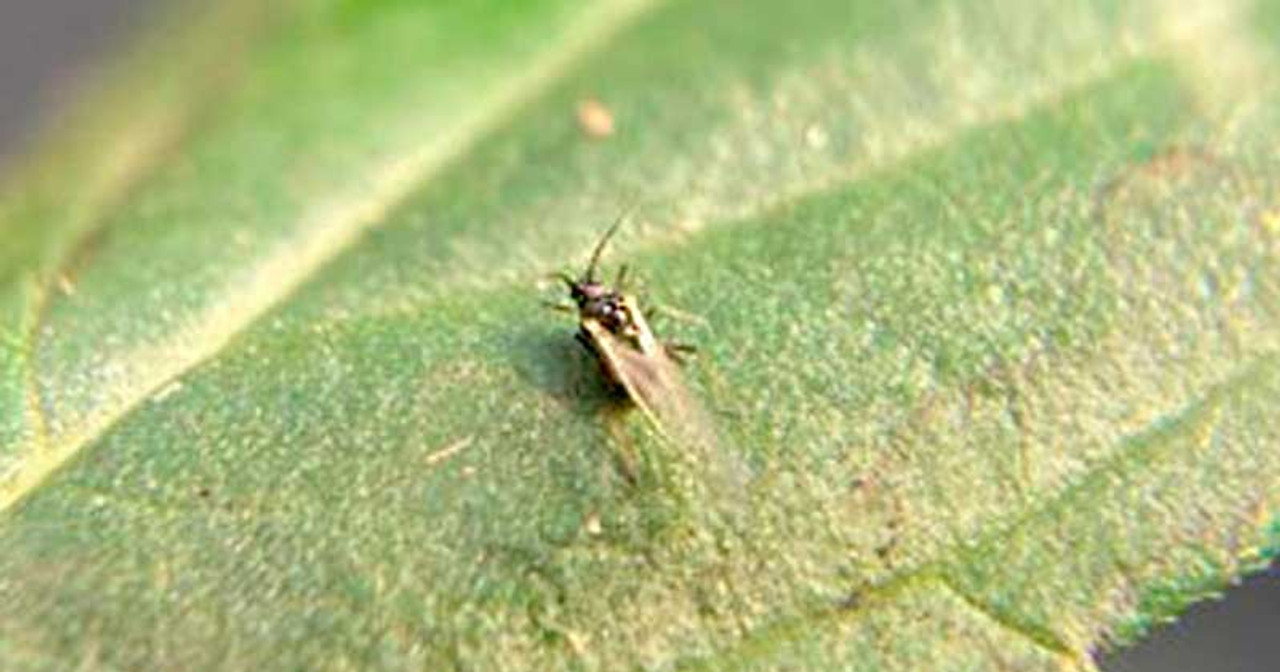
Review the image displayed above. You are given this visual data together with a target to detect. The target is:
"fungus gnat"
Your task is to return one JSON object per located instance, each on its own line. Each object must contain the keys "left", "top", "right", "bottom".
{"left": 550, "top": 215, "right": 749, "bottom": 505}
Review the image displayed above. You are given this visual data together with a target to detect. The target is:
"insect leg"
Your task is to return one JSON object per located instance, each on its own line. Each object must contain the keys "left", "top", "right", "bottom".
{"left": 664, "top": 341, "right": 697, "bottom": 364}
{"left": 543, "top": 300, "right": 577, "bottom": 313}
{"left": 574, "top": 329, "right": 599, "bottom": 355}
{"left": 642, "top": 302, "right": 708, "bottom": 328}
{"left": 553, "top": 271, "right": 579, "bottom": 289}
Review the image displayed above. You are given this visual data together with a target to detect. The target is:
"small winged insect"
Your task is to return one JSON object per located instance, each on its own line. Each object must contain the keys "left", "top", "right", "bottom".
{"left": 551, "top": 214, "right": 748, "bottom": 507}
{"left": 553, "top": 214, "right": 691, "bottom": 422}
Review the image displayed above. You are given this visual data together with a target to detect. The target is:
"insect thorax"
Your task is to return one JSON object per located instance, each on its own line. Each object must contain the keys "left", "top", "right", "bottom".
{"left": 582, "top": 294, "right": 634, "bottom": 335}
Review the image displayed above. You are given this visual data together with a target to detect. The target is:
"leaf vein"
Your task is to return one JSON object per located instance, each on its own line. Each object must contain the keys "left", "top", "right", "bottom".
{"left": 682, "top": 353, "right": 1277, "bottom": 668}
{"left": 931, "top": 574, "right": 1081, "bottom": 663}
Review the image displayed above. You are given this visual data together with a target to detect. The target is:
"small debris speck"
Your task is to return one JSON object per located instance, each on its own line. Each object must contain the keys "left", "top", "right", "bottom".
{"left": 424, "top": 436, "right": 473, "bottom": 468}
{"left": 584, "top": 512, "right": 603, "bottom": 536}
{"left": 804, "top": 124, "right": 829, "bottom": 150}
{"left": 151, "top": 380, "right": 184, "bottom": 403}
{"left": 576, "top": 98, "right": 615, "bottom": 138}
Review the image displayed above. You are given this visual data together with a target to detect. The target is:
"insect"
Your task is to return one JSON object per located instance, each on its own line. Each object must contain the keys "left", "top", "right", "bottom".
{"left": 550, "top": 214, "right": 749, "bottom": 504}
{"left": 551, "top": 214, "right": 694, "bottom": 418}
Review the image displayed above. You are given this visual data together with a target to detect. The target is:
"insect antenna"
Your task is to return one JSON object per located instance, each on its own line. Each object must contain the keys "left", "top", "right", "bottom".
{"left": 554, "top": 270, "right": 579, "bottom": 289}
{"left": 585, "top": 208, "right": 632, "bottom": 283}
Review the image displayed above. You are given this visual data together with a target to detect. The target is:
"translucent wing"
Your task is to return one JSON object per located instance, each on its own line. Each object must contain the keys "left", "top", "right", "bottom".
{"left": 581, "top": 315, "right": 749, "bottom": 506}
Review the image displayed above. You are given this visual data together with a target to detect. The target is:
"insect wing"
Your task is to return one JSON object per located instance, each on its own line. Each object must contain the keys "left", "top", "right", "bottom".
{"left": 581, "top": 318, "right": 748, "bottom": 501}
{"left": 582, "top": 319, "right": 692, "bottom": 432}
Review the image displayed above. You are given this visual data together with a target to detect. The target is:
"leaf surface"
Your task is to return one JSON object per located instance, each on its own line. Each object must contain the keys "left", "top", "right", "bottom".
{"left": 2, "top": 0, "right": 1279, "bottom": 670}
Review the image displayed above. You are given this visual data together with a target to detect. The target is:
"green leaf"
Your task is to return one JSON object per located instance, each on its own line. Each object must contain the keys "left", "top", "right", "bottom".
{"left": 3, "top": 0, "right": 1279, "bottom": 669}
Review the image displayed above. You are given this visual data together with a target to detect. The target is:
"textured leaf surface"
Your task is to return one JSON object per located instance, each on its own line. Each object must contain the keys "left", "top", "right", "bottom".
{"left": 2, "top": 0, "right": 1279, "bottom": 670}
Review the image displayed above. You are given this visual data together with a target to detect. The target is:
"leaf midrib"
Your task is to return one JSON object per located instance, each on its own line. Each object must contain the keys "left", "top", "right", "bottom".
{"left": 0, "top": 0, "right": 662, "bottom": 514}
{"left": 5, "top": 2, "right": 275, "bottom": 503}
